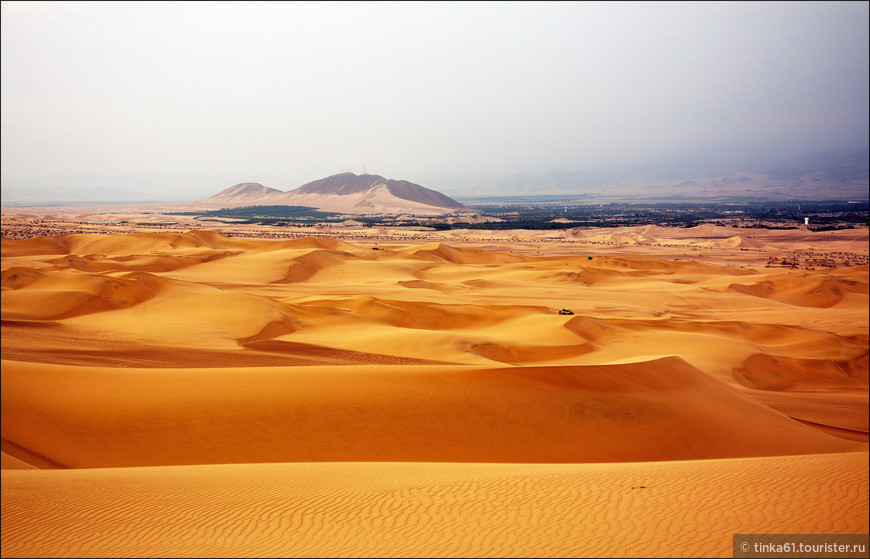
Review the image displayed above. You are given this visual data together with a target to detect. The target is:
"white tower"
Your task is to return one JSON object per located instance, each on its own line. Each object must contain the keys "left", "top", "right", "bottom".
{"left": 804, "top": 217, "right": 809, "bottom": 226}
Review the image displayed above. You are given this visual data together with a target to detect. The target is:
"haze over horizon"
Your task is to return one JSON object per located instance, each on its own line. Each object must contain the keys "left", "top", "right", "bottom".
{"left": 2, "top": 1, "right": 868, "bottom": 201}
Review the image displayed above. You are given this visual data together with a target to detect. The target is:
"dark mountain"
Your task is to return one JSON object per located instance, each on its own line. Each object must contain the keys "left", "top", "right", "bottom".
{"left": 291, "top": 173, "right": 467, "bottom": 209}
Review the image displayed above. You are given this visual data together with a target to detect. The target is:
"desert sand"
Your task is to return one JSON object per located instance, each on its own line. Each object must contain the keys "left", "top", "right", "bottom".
{"left": 2, "top": 223, "right": 868, "bottom": 557}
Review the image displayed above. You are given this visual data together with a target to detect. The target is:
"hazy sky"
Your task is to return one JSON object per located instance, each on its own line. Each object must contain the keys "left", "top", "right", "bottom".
{"left": 2, "top": 1, "right": 868, "bottom": 197}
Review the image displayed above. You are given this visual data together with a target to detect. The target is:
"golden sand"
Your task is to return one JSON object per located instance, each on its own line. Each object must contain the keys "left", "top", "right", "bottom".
{"left": 2, "top": 225, "right": 867, "bottom": 556}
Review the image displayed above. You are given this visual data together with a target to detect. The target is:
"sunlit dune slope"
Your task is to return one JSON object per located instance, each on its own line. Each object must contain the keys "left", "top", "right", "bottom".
{"left": 3, "top": 453, "right": 867, "bottom": 558}
{"left": 1, "top": 357, "right": 861, "bottom": 468}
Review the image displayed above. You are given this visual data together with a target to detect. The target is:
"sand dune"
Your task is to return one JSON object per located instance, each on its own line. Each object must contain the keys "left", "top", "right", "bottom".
{"left": 402, "top": 242, "right": 531, "bottom": 265}
{"left": 2, "top": 228, "right": 867, "bottom": 556}
{"left": 5, "top": 356, "right": 860, "bottom": 469}
{"left": 1, "top": 268, "right": 166, "bottom": 320}
{"left": 719, "top": 234, "right": 765, "bottom": 248}
{"left": 734, "top": 352, "right": 868, "bottom": 391}
{"left": 728, "top": 273, "right": 867, "bottom": 308}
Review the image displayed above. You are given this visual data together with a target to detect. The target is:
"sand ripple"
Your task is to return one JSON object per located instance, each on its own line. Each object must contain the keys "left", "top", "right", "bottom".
{"left": 2, "top": 454, "right": 867, "bottom": 558}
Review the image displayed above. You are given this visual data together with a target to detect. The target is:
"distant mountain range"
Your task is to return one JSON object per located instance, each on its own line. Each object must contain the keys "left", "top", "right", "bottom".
{"left": 200, "top": 173, "right": 470, "bottom": 215}
{"left": 446, "top": 148, "right": 870, "bottom": 201}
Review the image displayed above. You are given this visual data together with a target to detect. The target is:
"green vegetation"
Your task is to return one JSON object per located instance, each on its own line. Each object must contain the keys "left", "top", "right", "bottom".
{"left": 166, "top": 205, "right": 341, "bottom": 224}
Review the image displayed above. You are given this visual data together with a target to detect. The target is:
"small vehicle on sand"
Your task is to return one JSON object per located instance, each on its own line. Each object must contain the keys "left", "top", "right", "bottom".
{"left": 558, "top": 308, "right": 574, "bottom": 315}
